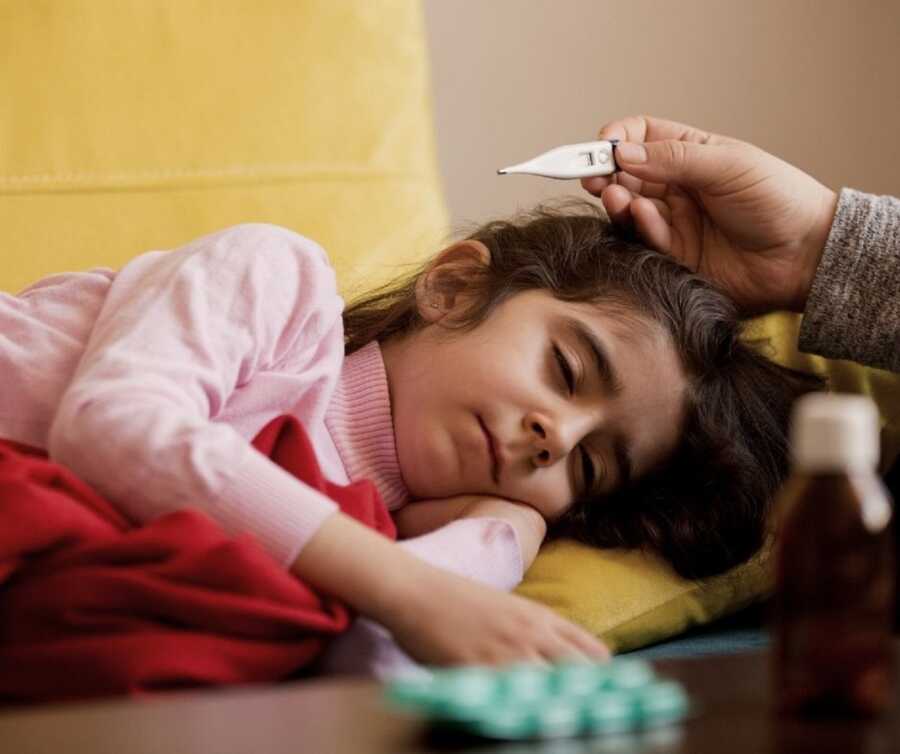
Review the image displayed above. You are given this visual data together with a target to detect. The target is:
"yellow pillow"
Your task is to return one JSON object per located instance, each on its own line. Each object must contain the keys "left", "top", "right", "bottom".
{"left": 518, "top": 540, "right": 772, "bottom": 654}
{"left": 745, "top": 312, "right": 900, "bottom": 470}
{"left": 0, "top": 0, "right": 448, "bottom": 298}
{"left": 518, "top": 311, "right": 900, "bottom": 652}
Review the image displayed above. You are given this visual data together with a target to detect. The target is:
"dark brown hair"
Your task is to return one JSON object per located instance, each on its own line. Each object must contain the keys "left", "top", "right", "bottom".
{"left": 343, "top": 199, "right": 824, "bottom": 579}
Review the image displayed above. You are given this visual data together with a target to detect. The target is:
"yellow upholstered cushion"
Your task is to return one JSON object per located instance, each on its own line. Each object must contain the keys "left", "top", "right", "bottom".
{"left": 744, "top": 312, "right": 900, "bottom": 471}
{"left": 0, "top": 1, "right": 448, "bottom": 298}
{"left": 518, "top": 312, "right": 900, "bottom": 652}
{"left": 517, "top": 540, "right": 772, "bottom": 654}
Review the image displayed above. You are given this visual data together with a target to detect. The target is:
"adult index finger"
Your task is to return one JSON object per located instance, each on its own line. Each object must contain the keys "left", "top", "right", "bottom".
{"left": 599, "top": 114, "right": 721, "bottom": 147}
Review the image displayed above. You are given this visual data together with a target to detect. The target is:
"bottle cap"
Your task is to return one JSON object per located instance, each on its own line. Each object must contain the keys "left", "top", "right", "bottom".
{"left": 791, "top": 393, "right": 880, "bottom": 472}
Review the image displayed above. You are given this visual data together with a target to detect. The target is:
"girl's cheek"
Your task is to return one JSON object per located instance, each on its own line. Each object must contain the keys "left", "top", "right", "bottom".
{"left": 527, "top": 476, "right": 571, "bottom": 520}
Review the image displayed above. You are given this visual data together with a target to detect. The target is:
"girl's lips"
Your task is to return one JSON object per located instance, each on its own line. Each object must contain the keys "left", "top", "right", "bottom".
{"left": 478, "top": 415, "right": 501, "bottom": 485}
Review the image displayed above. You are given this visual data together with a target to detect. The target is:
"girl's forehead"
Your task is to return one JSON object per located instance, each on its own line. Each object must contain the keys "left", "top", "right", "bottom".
{"left": 530, "top": 291, "right": 662, "bottom": 343}
{"left": 508, "top": 287, "right": 685, "bottom": 379}
{"left": 551, "top": 296, "right": 689, "bottom": 473}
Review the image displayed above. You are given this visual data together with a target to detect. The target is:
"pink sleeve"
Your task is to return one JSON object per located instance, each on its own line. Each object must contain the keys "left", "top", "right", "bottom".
{"left": 318, "top": 521, "right": 526, "bottom": 678}
{"left": 397, "top": 518, "right": 525, "bottom": 591}
{"left": 47, "top": 224, "right": 343, "bottom": 567}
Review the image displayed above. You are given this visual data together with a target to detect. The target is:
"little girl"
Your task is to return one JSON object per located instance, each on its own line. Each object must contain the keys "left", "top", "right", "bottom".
{"left": 0, "top": 200, "right": 818, "bottom": 668}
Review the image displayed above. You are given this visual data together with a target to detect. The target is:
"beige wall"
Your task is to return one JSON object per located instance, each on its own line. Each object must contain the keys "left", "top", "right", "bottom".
{"left": 423, "top": 0, "right": 900, "bottom": 231}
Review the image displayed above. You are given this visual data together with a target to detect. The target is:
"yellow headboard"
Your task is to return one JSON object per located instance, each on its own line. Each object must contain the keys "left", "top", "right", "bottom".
{"left": 0, "top": 0, "right": 449, "bottom": 298}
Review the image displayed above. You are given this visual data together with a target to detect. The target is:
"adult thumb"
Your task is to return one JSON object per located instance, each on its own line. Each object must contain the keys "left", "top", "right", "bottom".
{"left": 615, "top": 140, "right": 731, "bottom": 189}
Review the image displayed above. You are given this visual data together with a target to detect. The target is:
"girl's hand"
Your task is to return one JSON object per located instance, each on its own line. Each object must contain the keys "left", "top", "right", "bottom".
{"left": 394, "top": 495, "right": 547, "bottom": 570}
{"left": 388, "top": 497, "right": 598, "bottom": 666}
{"left": 392, "top": 496, "right": 482, "bottom": 538}
{"left": 384, "top": 566, "right": 610, "bottom": 667}
{"left": 293, "top": 513, "right": 606, "bottom": 667}
{"left": 582, "top": 115, "right": 838, "bottom": 316}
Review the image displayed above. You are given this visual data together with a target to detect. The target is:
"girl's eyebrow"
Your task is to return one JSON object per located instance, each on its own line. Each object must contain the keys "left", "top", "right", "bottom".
{"left": 558, "top": 315, "right": 633, "bottom": 486}
{"left": 559, "top": 315, "right": 624, "bottom": 397}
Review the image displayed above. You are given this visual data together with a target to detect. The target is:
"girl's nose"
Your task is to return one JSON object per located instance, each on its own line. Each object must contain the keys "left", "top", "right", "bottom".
{"left": 526, "top": 413, "right": 570, "bottom": 467}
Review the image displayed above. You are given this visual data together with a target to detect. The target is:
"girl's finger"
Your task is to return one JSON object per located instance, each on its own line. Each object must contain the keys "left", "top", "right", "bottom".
{"left": 558, "top": 645, "right": 591, "bottom": 664}
{"left": 519, "top": 649, "right": 552, "bottom": 667}
{"left": 557, "top": 621, "right": 610, "bottom": 661}
{"left": 631, "top": 197, "right": 673, "bottom": 253}
{"left": 537, "top": 639, "right": 578, "bottom": 664}
{"left": 542, "top": 632, "right": 596, "bottom": 664}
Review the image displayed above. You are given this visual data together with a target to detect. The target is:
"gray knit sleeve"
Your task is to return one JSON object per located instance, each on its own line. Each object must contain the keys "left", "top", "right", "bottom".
{"left": 798, "top": 188, "right": 900, "bottom": 372}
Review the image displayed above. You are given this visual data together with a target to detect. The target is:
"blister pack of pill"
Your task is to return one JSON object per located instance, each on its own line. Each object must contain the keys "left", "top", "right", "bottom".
{"left": 384, "top": 658, "right": 691, "bottom": 741}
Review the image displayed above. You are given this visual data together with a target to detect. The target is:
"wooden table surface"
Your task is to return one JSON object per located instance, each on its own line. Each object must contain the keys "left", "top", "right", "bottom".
{"left": 1, "top": 646, "right": 898, "bottom": 754}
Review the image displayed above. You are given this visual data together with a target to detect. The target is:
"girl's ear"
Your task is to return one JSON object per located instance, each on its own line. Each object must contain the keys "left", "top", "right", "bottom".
{"left": 415, "top": 240, "right": 491, "bottom": 322}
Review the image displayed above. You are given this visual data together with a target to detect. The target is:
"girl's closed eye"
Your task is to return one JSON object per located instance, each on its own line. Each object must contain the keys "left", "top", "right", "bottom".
{"left": 552, "top": 343, "right": 597, "bottom": 495}
{"left": 552, "top": 343, "right": 576, "bottom": 394}
{"left": 576, "top": 446, "right": 597, "bottom": 498}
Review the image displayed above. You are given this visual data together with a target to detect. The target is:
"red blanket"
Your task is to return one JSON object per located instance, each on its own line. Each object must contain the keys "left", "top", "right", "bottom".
{"left": 0, "top": 416, "right": 395, "bottom": 705}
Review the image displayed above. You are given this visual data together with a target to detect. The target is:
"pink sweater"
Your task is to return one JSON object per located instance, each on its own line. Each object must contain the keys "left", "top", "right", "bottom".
{"left": 0, "top": 224, "right": 522, "bottom": 590}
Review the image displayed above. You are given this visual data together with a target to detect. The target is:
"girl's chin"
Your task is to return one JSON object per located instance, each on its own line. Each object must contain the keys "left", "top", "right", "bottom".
{"left": 398, "top": 462, "right": 447, "bottom": 500}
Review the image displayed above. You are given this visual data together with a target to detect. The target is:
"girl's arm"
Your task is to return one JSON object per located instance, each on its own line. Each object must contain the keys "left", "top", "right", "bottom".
{"left": 291, "top": 510, "right": 608, "bottom": 666}
{"left": 48, "top": 224, "right": 344, "bottom": 566}
{"left": 393, "top": 496, "right": 548, "bottom": 571}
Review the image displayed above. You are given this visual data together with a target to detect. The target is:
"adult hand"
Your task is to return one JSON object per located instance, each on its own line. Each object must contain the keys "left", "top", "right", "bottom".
{"left": 582, "top": 115, "right": 839, "bottom": 316}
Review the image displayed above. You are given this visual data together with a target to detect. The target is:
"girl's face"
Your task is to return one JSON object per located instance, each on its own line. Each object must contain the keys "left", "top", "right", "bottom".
{"left": 380, "top": 242, "right": 689, "bottom": 520}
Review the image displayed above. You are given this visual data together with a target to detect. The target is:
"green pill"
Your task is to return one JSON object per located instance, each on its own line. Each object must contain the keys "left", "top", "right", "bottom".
{"left": 637, "top": 681, "right": 690, "bottom": 726}
{"left": 430, "top": 668, "right": 498, "bottom": 716}
{"left": 433, "top": 694, "right": 497, "bottom": 722}
{"left": 384, "top": 658, "right": 692, "bottom": 742}
{"left": 605, "top": 659, "right": 655, "bottom": 690}
{"left": 472, "top": 705, "right": 538, "bottom": 739}
{"left": 533, "top": 698, "right": 584, "bottom": 739}
{"left": 499, "top": 663, "right": 552, "bottom": 702}
{"left": 583, "top": 690, "right": 641, "bottom": 734}
{"left": 385, "top": 675, "right": 437, "bottom": 708}
{"left": 552, "top": 661, "right": 605, "bottom": 697}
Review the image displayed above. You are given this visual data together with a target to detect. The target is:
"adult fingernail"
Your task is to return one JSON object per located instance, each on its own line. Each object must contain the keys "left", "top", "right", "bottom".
{"left": 616, "top": 142, "right": 647, "bottom": 164}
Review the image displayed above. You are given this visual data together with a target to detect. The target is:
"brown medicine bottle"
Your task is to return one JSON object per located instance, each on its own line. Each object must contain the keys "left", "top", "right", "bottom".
{"left": 773, "top": 393, "right": 895, "bottom": 717}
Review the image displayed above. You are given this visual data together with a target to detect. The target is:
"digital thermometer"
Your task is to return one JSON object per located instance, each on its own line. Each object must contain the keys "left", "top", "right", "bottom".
{"left": 498, "top": 140, "right": 619, "bottom": 179}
